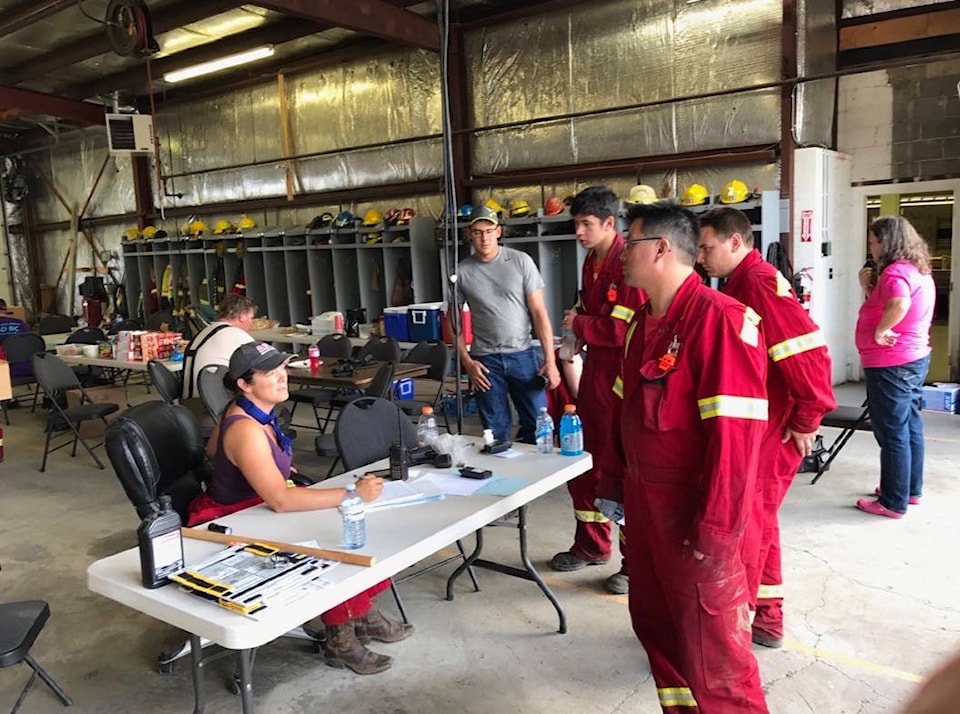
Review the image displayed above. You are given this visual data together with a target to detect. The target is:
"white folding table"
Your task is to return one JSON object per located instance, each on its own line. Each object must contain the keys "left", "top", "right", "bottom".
{"left": 87, "top": 441, "right": 592, "bottom": 713}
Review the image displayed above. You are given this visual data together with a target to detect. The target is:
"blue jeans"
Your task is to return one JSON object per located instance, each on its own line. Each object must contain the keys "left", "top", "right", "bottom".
{"left": 474, "top": 348, "right": 547, "bottom": 444}
{"left": 864, "top": 355, "right": 929, "bottom": 514}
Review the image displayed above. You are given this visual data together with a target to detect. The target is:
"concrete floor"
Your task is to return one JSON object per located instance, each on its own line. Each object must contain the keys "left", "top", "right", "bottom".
{"left": 2, "top": 382, "right": 959, "bottom": 713}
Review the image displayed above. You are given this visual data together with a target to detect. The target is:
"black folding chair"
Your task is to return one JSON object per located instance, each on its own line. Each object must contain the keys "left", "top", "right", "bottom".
{"left": 315, "top": 361, "right": 396, "bottom": 477}
{"left": 0, "top": 563, "right": 72, "bottom": 714}
{"left": 0, "top": 333, "right": 46, "bottom": 423}
{"left": 288, "top": 333, "right": 353, "bottom": 431}
{"left": 147, "top": 359, "right": 182, "bottom": 405}
{"left": 33, "top": 352, "right": 120, "bottom": 472}
{"left": 810, "top": 402, "right": 872, "bottom": 484}
{"left": 398, "top": 340, "right": 451, "bottom": 432}
{"left": 197, "top": 364, "right": 232, "bottom": 423}
{"left": 332, "top": 397, "right": 478, "bottom": 623}
{"left": 356, "top": 336, "right": 401, "bottom": 364}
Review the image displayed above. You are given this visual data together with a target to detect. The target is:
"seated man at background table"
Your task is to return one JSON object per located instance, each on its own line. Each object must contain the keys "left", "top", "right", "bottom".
{"left": 182, "top": 294, "right": 256, "bottom": 400}
{"left": 187, "top": 341, "right": 413, "bottom": 674}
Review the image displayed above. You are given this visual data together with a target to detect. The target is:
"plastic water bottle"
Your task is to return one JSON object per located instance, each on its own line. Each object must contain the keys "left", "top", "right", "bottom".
{"left": 559, "top": 327, "right": 578, "bottom": 361}
{"left": 535, "top": 407, "right": 554, "bottom": 454}
{"left": 417, "top": 406, "right": 440, "bottom": 447}
{"left": 341, "top": 483, "right": 366, "bottom": 550}
{"left": 559, "top": 404, "right": 584, "bottom": 456}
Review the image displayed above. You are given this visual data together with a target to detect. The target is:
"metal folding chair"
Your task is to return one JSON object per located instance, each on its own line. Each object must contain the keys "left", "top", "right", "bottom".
{"left": 810, "top": 402, "right": 872, "bottom": 484}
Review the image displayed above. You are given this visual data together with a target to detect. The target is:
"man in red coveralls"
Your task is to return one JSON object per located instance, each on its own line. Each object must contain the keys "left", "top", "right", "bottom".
{"left": 698, "top": 207, "right": 835, "bottom": 649}
{"left": 549, "top": 186, "right": 644, "bottom": 595}
{"left": 599, "top": 202, "right": 769, "bottom": 713}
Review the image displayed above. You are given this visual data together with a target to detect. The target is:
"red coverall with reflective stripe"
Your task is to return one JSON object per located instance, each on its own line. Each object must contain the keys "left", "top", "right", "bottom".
{"left": 721, "top": 250, "right": 836, "bottom": 640}
{"left": 567, "top": 235, "right": 644, "bottom": 562}
{"left": 603, "top": 273, "right": 770, "bottom": 713}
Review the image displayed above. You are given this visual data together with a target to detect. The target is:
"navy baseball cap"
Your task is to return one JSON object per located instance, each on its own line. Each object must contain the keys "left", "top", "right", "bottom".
{"left": 229, "top": 341, "right": 291, "bottom": 379}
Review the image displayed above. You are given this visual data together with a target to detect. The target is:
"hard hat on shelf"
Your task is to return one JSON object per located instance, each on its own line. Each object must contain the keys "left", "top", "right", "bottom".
{"left": 543, "top": 196, "right": 565, "bottom": 216}
{"left": 362, "top": 208, "right": 384, "bottom": 227}
{"left": 509, "top": 199, "right": 531, "bottom": 218}
{"left": 333, "top": 211, "right": 355, "bottom": 229}
{"left": 681, "top": 183, "right": 710, "bottom": 207}
{"left": 625, "top": 184, "right": 658, "bottom": 205}
{"left": 238, "top": 215, "right": 257, "bottom": 230}
{"left": 396, "top": 208, "right": 416, "bottom": 226}
{"left": 384, "top": 208, "right": 402, "bottom": 226}
{"left": 719, "top": 179, "right": 749, "bottom": 205}
{"left": 125, "top": 226, "right": 141, "bottom": 240}
{"left": 483, "top": 198, "right": 504, "bottom": 217}
{"left": 457, "top": 204, "right": 473, "bottom": 220}
{"left": 212, "top": 219, "right": 234, "bottom": 235}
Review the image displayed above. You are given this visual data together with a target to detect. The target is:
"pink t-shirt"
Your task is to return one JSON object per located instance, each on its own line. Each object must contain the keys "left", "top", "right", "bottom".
{"left": 855, "top": 260, "right": 935, "bottom": 368}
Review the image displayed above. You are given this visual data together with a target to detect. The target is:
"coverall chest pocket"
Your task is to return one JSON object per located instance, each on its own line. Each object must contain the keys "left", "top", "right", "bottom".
{"left": 638, "top": 359, "right": 680, "bottom": 431}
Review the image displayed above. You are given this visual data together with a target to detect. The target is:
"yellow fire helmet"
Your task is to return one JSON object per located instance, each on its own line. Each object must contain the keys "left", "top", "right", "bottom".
{"left": 362, "top": 208, "right": 384, "bottom": 227}
{"left": 141, "top": 226, "right": 158, "bottom": 240}
{"left": 212, "top": 219, "right": 234, "bottom": 235}
{"left": 509, "top": 198, "right": 531, "bottom": 218}
{"left": 681, "top": 183, "right": 710, "bottom": 207}
{"left": 238, "top": 215, "right": 257, "bottom": 230}
{"left": 124, "top": 226, "right": 141, "bottom": 241}
{"left": 719, "top": 179, "right": 749, "bottom": 205}
{"left": 626, "top": 184, "right": 658, "bottom": 205}
{"left": 188, "top": 218, "right": 208, "bottom": 237}
{"left": 484, "top": 198, "right": 504, "bottom": 217}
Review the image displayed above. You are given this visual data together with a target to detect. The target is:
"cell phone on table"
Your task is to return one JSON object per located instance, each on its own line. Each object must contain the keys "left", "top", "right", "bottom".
{"left": 367, "top": 468, "right": 392, "bottom": 479}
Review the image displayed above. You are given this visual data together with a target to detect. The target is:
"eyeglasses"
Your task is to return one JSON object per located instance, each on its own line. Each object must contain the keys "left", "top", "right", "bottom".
{"left": 624, "top": 236, "right": 664, "bottom": 249}
{"left": 470, "top": 227, "right": 499, "bottom": 238}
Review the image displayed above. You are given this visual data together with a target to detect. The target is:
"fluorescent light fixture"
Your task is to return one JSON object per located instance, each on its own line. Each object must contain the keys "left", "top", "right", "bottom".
{"left": 163, "top": 45, "right": 275, "bottom": 84}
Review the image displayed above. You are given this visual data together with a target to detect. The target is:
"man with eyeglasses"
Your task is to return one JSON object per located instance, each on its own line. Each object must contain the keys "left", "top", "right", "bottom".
{"left": 548, "top": 186, "right": 644, "bottom": 596}
{"left": 452, "top": 205, "right": 560, "bottom": 444}
{"left": 698, "top": 207, "right": 835, "bottom": 650}
{"left": 599, "top": 202, "right": 770, "bottom": 712}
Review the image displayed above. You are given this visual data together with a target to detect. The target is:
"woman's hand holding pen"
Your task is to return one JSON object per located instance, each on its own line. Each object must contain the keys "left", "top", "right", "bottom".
{"left": 355, "top": 474, "right": 384, "bottom": 502}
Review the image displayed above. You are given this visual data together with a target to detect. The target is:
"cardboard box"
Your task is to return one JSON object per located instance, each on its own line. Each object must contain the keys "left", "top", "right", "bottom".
{"left": 65, "top": 385, "right": 126, "bottom": 438}
{"left": 921, "top": 383, "right": 959, "bottom": 414}
{"left": 0, "top": 360, "right": 12, "bottom": 402}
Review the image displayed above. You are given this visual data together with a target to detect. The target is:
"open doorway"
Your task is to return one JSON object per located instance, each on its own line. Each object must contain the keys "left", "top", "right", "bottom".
{"left": 865, "top": 191, "right": 953, "bottom": 382}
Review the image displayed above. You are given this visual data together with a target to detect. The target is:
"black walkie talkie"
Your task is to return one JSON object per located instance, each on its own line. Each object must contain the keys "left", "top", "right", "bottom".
{"left": 389, "top": 403, "right": 410, "bottom": 481}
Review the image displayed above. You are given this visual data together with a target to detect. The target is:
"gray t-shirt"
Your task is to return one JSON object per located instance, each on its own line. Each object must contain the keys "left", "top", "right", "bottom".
{"left": 456, "top": 246, "right": 544, "bottom": 356}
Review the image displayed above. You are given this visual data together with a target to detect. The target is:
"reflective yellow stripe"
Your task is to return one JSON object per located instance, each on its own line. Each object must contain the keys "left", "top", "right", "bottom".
{"left": 775, "top": 271, "right": 794, "bottom": 297}
{"left": 612, "top": 375, "right": 624, "bottom": 399}
{"left": 658, "top": 687, "right": 698, "bottom": 707}
{"left": 574, "top": 509, "right": 609, "bottom": 524}
{"left": 698, "top": 395, "right": 768, "bottom": 421}
{"left": 768, "top": 329, "right": 827, "bottom": 362}
{"left": 757, "top": 583, "right": 784, "bottom": 599}
{"left": 611, "top": 304, "right": 635, "bottom": 322}
{"left": 625, "top": 322, "right": 638, "bottom": 354}
{"left": 618, "top": 528, "right": 627, "bottom": 544}
{"left": 740, "top": 307, "right": 760, "bottom": 347}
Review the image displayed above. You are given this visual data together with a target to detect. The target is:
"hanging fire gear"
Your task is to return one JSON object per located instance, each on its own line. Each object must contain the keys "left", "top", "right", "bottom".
{"left": 233, "top": 243, "right": 247, "bottom": 295}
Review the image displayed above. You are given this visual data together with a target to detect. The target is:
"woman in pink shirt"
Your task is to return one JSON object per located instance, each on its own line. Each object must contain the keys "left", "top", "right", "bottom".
{"left": 855, "top": 216, "right": 935, "bottom": 518}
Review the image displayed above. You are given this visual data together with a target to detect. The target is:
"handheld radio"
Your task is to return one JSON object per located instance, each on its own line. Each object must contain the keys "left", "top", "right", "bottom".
{"left": 389, "top": 403, "right": 410, "bottom": 481}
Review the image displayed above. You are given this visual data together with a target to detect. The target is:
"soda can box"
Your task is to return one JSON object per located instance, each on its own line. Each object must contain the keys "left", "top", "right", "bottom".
{"left": 921, "top": 383, "right": 959, "bottom": 413}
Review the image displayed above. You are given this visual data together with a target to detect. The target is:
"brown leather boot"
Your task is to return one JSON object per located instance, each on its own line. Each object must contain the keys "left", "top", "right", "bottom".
{"left": 355, "top": 606, "right": 415, "bottom": 644}
{"left": 321, "top": 620, "right": 393, "bottom": 675}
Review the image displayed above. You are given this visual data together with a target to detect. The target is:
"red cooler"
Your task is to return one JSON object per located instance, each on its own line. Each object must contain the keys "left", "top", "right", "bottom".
{"left": 442, "top": 302, "right": 472, "bottom": 345}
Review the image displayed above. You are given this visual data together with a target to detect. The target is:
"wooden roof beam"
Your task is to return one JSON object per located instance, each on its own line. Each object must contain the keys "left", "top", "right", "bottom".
{"left": 256, "top": 0, "right": 439, "bottom": 52}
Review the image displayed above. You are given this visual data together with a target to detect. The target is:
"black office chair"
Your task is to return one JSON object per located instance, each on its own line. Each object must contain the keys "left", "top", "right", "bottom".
{"left": 1, "top": 333, "right": 46, "bottom": 423}
{"left": 356, "top": 336, "right": 401, "bottom": 364}
{"left": 197, "top": 364, "right": 232, "bottom": 423}
{"left": 810, "top": 402, "right": 873, "bottom": 484}
{"left": 0, "top": 564, "right": 73, "bottom": 713}
{"left": 36, "top": 314, "right": 76, "bottom": 335}
{"left": 288, "top": 333, "right": 353, "bottom": 431}
{"left": 315, "top": 362, "right": 396, "bottom": 475}
{"left": 333, "top": 396, "right": 479, "bottom": 623}
{"left": 104, "top": 400, "right": 210, "bottom": 524}
{"left": 33, "top": 352, "right": 120, "bottom": 472}
{"left": 398, "top": 340, "right": 451, "bottom": 432}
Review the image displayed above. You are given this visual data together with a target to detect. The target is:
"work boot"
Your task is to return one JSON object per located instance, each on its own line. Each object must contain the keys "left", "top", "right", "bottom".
{"left": 355, "top": 606, "right": 414, "bottom": 644}
{"left": 321, "top": 621, "right": 393, "bottom": 675}
{"left": 603, "top": 569, "right": 629, "bottom": 595}
{"left": 550, "top": 551, "right": 609, "bottom": 572}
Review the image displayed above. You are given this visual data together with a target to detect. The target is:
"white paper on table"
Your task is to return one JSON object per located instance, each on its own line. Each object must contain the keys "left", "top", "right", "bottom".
{"left": 493, "top": 448, "right": 523, "bottom": 458}
{"left": 414, "top": 471, "right": 489, "bottom": 496}
{"left": 365, "top": 478, "right": 444, "bottom": 512}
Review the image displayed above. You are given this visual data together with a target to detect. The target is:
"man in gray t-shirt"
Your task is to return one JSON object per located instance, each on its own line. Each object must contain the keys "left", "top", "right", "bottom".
{"left": 452, "top": 205, "right": 559, "bottom": 443}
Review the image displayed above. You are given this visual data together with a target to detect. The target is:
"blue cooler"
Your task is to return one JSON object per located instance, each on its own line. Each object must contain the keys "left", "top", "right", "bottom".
{"left": 408, "top": 302, "right": 443, "bottom": 341}
{"left": 392, "top": 377, "right": 414, "bottom": 400}
{"left": 383, "top": 307, "right": 410, "bottom": 342}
